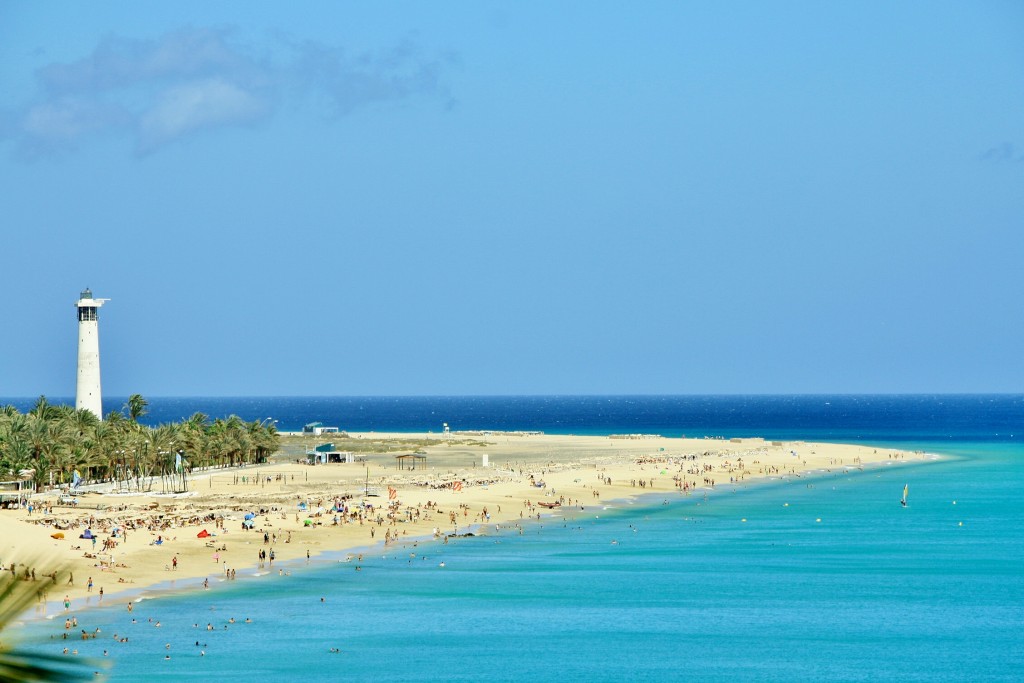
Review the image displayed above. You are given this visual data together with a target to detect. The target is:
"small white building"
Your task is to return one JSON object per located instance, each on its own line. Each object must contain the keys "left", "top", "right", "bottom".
{"left": 303, "top": 422, "right": 340, "bottom": 436}
{"left": 307, "top": 444, "right": 353, "bottom": 465}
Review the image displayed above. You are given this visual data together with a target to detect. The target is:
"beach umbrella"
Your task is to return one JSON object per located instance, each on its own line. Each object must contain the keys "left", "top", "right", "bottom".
{"left": 50, "top": 532, "right": 64, "bottom": 540}
{"left": 197, "top": 529, "right": 211, "bottom": 538}
{"left": 244, "top": 512, "right": 255, "bottom": 520}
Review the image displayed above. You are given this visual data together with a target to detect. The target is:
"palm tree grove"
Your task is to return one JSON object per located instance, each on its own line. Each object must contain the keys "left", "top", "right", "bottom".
{"left": 0, "top": 395, "right": 281, "bottom": 496}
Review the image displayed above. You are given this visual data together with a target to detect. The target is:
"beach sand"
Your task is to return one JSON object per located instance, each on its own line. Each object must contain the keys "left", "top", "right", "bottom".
{"left": 1, "top": 432, "right": 926, "bottom": 614}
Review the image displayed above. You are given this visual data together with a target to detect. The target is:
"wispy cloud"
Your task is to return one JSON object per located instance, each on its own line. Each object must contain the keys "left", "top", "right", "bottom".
{"left": 287, "top": 37, "right": 451, "bottom": 117}
{"left": 137, "top": 77, "right": 270, "bottom": 153}
{"left": 5, "top": 27, "right": 454, "bottom": 159}
{"left": 979, "top": 142, "right": 1024, "bottom": 163}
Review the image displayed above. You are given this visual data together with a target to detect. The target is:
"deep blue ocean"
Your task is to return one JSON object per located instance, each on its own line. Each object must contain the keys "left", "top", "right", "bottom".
{"left": 10, "top": 396, "right": 1024, "bottom": 682}
{"left": 7, "top": 394, "right": 1023, "bottom": 442}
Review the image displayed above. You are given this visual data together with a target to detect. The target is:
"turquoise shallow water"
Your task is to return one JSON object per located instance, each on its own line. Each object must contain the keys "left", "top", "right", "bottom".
{"left": 17, "top": 441, "right": 1024, "bottom": 682}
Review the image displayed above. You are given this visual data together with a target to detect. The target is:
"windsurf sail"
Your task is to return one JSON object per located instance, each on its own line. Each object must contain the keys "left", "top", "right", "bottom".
{"left": 901, "top": 484, "right": 909, "bottom": 506}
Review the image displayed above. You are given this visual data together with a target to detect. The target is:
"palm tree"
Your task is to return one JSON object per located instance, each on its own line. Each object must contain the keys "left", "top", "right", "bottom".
{"left": 93, "top": 413, "right": 128, "bottom": 489}
{"left": 67, "top": 409, "right": 98, "bottom": 440}
{"left": 24, "top": 417, "right": 51, "bottom": 491}
{"left": 227, "top": 416, "right": 251, "bottom": 466}
{"left": 145, "top": 424, "right": 180, "bottom": 493}
{"left": 123, "top": 427, "right": 152, "bottom": 492}
{"left": 178, "top": 413, "right": 209, "bottom": 472}
{"left": 1, "top": 439, "right": 32, "bottom": 483}
{"left": 37, "top": 420, "right": 72, "bottom": 489}
{"left": 207, "top": 419, "right": 229, "bottom": 469}
{"left": 0, "top": 413, "right": 30, "bottom": 479}
{"left": 247, "top": 420, "right": 280, "bottom": 464}
{"left": 28, "top": 396, "right": 59, "bottom": 421}
{"left": 125, "top": 395, "right": 148, "bottom": 424}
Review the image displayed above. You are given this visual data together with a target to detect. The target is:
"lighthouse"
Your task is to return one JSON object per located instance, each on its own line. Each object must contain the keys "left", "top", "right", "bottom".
{"left": 75, "top": 288, "right": 109, "bottom": 419}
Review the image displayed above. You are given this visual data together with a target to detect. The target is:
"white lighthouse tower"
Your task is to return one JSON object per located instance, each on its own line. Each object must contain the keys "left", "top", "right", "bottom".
{"left": 75, "top": 288, "right": 109, "bottom": 419}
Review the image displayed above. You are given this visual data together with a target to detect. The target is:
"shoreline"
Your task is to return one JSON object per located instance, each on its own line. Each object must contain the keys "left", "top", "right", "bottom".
{"left": 3, "top": 432, "right": 934, "bottom": 622}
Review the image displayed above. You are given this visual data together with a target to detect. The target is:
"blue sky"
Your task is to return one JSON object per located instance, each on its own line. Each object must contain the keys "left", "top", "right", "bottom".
{"left": 1, "top": 1, "right": 1022, "bottom": 396}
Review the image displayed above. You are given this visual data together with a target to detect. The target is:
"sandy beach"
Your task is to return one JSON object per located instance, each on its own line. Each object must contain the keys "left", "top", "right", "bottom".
{"left": 2, "top": 432, "right": 927, "bottom": 615}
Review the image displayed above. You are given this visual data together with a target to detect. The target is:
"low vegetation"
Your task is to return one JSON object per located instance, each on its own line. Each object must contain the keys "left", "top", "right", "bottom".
{"left": 279, "top": 434, "right": 489, "bottom": 455}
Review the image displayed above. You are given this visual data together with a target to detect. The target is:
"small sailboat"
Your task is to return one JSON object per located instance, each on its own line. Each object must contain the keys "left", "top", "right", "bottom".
{"left": 901, "top": 484, "right": 908, "bottom": 507}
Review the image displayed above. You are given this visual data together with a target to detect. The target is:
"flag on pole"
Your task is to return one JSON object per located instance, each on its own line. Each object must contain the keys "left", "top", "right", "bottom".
{"left": 452, "top": 481, "right": 463, "bottom": 492}
{"left": 388, "top": 486, "right": 397, "bottom": 500}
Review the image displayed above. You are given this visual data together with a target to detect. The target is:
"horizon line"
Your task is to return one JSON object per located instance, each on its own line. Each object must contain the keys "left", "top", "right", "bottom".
{"left": 3, "top": 392, "right": 1022, "bottom": 400}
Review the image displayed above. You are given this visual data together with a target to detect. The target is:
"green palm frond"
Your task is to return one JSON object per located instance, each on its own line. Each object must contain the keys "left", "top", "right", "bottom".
{"left": 0, "top": 569, "right": 102, "bottom": 682}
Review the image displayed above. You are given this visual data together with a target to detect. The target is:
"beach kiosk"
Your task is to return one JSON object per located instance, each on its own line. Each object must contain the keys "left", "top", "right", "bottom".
{"left": 0, "top": 480, "right": 29, "bottom": 508}
{"left": 307, "top": 444, "right": 353, "bottom": 465}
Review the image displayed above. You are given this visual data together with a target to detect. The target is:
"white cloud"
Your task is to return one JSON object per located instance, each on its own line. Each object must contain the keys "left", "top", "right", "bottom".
{"left": 36, "top": 27, "right": 261, "bottom": 93}
{"left": 287, "top": 38, "right": 451, "bottom": 117}
{"left": 23, "top": 98, "right": 127, "bottom": 141}
{"left": 137, "top": 78, "right": 269, "bottom": 153}
{"left": 8, "top": 27, "right": 452, "bottom": 159}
